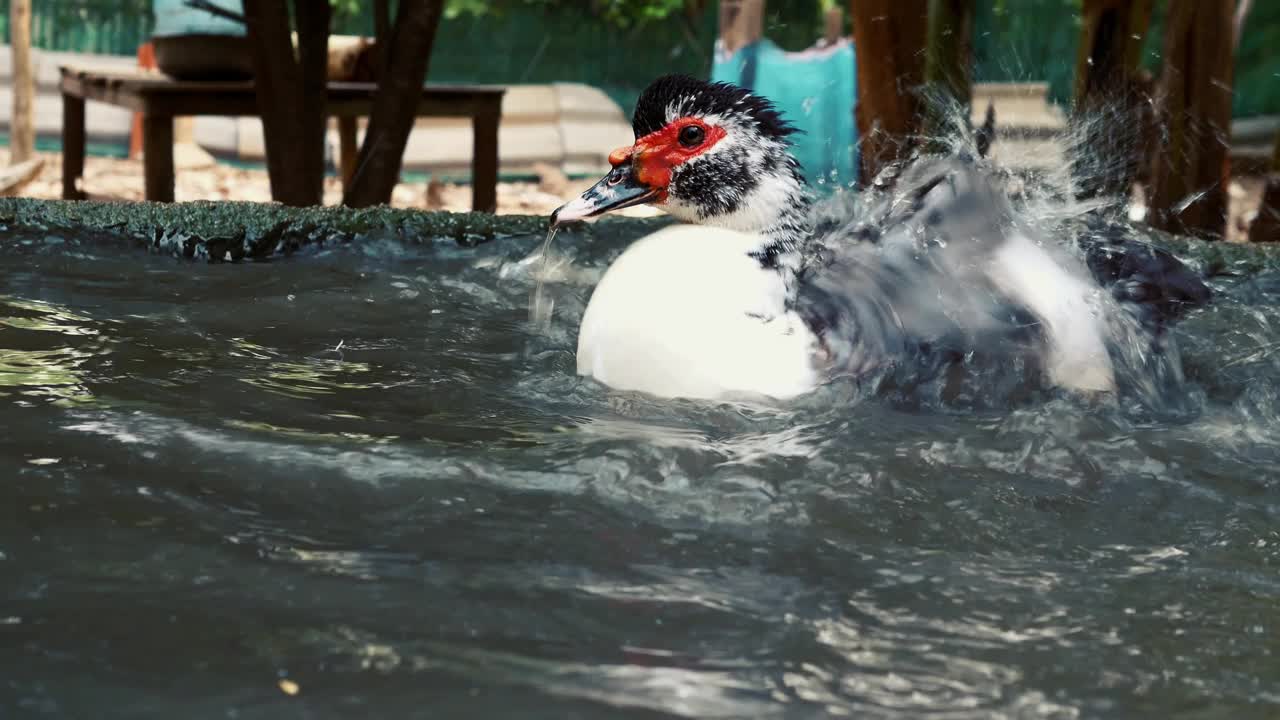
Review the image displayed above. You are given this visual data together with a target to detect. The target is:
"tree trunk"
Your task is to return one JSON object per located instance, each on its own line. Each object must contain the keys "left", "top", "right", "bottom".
{"left": 925, "top": 0, "right": 974, "bottom": 133}
{"left": 850, "top": 1, "right": 929, "bottom": 185}
{"left": 242, "top": 0, "right": 331, "bottom": 207}
{"left": 1071, "top": 0, "right": 1154, "bottom": 200}
{"left": 9, "top": 0, "right": 36, "bottom": 164}
{"left": 1248, "top": 132, "right": 1280, "bottom": 242}
{"left": 1145, "top": 0, "right": 1235, "bottom": 239}
{"left": 372, "top": 0, "right": 391, "bottom": 79}
{"left": 343, "top": 0, "right": 446, "bottom": 208}
{"left": 1076, "top": 0, "right": 1155, "bottom": 189}
{"left": 1233, "top": 0, "right": 1254, "bottom": 55}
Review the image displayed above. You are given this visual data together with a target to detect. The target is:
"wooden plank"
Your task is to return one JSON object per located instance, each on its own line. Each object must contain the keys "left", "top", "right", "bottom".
{"left": 59, "top": 64, "right": 252, "bottom": 93}
{"left": 139, "top": 93, "right": 262, "bottom": 117}
{"left": 327, "top": 96, "right": 498, "bottom": 118}
{"left": 60, "top": 72, "right": 148, "bottom": 112}
{"left": 327, "top": 81, "right": 505, "bottom": 98}
{"left": 59, "top": 65, "right": 501, "bottom": 98}
{"left": 64, "top": 84, "right": 501, "bottom": 120}
{"left": 59, "top": 66, "right": 504, "bottom": 117}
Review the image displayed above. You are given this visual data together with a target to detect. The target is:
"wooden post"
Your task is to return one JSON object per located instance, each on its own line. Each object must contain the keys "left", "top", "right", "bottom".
{"left": 1248, "top": 131, "right": 1280, "bottom": 242}
{"left": 1071, "top": 0, "right": 1154, "bottom": 200}
{"left": 472, "top": 102, "right": 500, "bottom": 213}
{"left": 718, "top": 0, "right": 764, "bottom": 56}
{"left": 924, "top": 0, "right": 975, "bottom": 138}
{"left": 61, "top": 91, "right": 86, "bottom": 200}
{"left": 338, "top": 115, "right": 358, "bottom": 190}
{"left": 1146, "top": 0, "right": 1235, "bottom": 239}
{"left": 142, "top": 114, "right": 175, "bottom": 202}
{"left": 9, "top": 0, "right": 36, "bottom": 164}
{"left": 822, "top": 6, "right": 844, "bottom": 46}
{"left": 850, "top": 0, "right": 929, "bottom": 185}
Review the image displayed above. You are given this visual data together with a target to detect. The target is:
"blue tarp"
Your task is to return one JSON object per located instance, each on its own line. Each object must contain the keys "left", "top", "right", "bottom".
{"left": 712, "top": 37, "right": 858, "bottom": 191}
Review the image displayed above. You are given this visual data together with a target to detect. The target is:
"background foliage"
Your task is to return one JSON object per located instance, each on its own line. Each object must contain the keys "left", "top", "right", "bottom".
{"left": 1, "top": 0, "right": 1276, "bottom": 118}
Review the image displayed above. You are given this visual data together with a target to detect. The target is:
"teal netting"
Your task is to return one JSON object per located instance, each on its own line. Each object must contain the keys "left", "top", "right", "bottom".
{"left": 0, "top": 0, "right": 152, "bottom": 57}
{"left": 151, "top": 0, "right": 242, "bottom": 37}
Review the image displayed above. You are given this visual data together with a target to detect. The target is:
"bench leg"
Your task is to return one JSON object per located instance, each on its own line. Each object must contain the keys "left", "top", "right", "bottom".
{"left": 472, "top": 108, "right": 499, "bottom": 213}
{"left": 61, "top": 93, "right": 87, "bottom": 200}
{"left": 142, "top": 114, "right": 175, "bottom": 203}
{"left": 338, "top": 115, "right": 358, "bottom": 191}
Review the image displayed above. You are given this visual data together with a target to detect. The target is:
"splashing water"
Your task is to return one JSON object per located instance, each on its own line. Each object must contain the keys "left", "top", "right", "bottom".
{"left": 495, "top": 226, "right": 567, "bottom": 333}
{"left": 528, "top": 226, "right": 559, "bottom": 332}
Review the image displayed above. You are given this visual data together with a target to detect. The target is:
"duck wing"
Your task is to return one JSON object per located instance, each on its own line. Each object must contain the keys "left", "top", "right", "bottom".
{"left": 793, "top": 156, "right": 1053, "bottom": 383}
{"left": 794, "top": 156, "right": 1213, "bottom": 393}
{"left": 1074, "top": 215, "right": 1212, "bottom": 339}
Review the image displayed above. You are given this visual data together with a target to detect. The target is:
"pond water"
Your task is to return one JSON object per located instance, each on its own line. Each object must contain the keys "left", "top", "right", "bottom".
{"left": 2, "top": 202, "right": 1280, "bottom": 718}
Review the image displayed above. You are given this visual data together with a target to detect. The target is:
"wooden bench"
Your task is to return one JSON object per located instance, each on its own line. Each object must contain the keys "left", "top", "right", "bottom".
{"left": 58, "top": 65, "right": 506, "bottom": 210}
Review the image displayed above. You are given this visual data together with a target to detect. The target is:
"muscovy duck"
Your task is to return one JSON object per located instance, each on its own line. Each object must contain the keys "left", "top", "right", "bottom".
{"left": 551, "top": 74, "right": 1209, "bottom": 401}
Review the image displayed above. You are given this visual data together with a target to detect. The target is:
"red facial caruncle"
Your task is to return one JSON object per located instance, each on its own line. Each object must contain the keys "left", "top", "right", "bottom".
{"left": 607, "top": 117, "right": 728, "bottom": 204}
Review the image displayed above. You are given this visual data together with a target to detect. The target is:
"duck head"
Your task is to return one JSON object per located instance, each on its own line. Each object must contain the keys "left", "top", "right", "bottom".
{"left": 552, "top": 74, "right": 813, "bottom": 263}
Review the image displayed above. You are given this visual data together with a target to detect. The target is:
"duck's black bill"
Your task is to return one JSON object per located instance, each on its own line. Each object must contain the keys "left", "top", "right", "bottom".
{"left": 550, "top": 165, "right": 659, "bottom": 227}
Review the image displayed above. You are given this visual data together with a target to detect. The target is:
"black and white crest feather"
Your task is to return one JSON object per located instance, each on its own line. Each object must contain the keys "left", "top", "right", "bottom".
{"left": 631, "top": 74, "right": 799, "bottom": 141}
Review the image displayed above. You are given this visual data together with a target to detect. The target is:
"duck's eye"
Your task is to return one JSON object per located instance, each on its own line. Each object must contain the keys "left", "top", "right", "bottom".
{"left": 678, "top": 125, "right": 706, "bottom": 148}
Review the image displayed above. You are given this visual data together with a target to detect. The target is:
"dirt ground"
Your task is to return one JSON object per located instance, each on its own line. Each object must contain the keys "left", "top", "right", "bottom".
{"left": 1, "top": 150, "right": 1267, "bottom": 241}
{"left": 2, "top": 150, "right": 661, "bottom": 220}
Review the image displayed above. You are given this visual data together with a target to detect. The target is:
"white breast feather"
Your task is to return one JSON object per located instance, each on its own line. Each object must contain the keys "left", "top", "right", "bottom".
{"left": 576, "top": 225, "right": 819, "bottom": 400}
